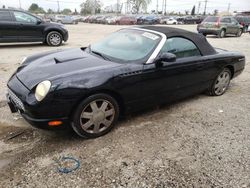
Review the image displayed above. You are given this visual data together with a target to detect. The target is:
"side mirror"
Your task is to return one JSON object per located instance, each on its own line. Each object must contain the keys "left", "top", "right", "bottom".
{"left": 155, "top": 52, "right": 176, "bottom": 67}
{"left": 37, "top": 20, "right": 43, "bottom": 25}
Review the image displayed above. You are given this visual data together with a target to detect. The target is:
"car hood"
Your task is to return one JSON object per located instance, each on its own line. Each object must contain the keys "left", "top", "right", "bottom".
{"left": 16, "top": 48, "right": 121, "bottom": 90}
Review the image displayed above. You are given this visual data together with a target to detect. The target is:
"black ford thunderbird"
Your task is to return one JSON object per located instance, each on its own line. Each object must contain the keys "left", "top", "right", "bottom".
{"left": 7, "top": 26, "right": 245, "bottom": 138}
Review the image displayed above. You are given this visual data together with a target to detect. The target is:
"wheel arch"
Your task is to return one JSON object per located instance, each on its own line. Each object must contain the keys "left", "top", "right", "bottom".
{"left": 225, "top": 65, "right": 234, "bottom": 79}
{"left": 69, "top": 89, "right": 126, "bottom": 120}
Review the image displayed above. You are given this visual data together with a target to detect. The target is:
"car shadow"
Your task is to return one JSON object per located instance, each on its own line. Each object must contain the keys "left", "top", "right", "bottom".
{"left": 0, "top": 42, "right": 68, "bottom": 49}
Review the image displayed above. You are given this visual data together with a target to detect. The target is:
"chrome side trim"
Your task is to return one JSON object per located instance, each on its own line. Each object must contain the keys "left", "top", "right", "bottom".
{"left": 129, "top": 27, "right": 167, "bottom": 64}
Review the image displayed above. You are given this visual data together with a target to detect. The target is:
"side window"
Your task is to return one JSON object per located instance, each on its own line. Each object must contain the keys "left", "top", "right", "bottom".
{"left": 161, "top": 37, "right": 201, "bottom": 59}
{"left": 0, "top": 11, "right": 12, "bottom": 21}
{"left": 221, "top": 18, "right": 230, "bottom": 23}
{"left": 231, "top": 18, "right": 238, "bottom": 24}
{"left": 13, "top": 11, "right": 37, "bottom": 23}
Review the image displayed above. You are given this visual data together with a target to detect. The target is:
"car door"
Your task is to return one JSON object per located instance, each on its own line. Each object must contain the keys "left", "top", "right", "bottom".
{"left": 11, "top": 11, "right": 44, "bottom": 42}
{"left": 0, "top": 10, "right": 18, "bottom": 42}
{"left": 230, "top": 17, "right": 241, "bottom": 34}
{"left": 140, "top": 37, "right": 216, "bottom": 105}
{"left": 220, "top": 17, "right": 232, "bottom": 33}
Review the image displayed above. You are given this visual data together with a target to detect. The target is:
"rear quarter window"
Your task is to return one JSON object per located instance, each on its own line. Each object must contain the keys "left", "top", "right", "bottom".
{"left": 0, "top": 11, "right": 12, "bottom": 21}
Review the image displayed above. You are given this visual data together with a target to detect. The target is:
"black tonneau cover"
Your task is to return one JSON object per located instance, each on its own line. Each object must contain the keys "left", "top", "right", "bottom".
{"left": 140, "top": 26, "right": 217, "bottom": 56}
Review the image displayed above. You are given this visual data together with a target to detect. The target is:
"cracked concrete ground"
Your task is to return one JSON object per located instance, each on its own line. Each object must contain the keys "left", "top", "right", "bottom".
{"left": 0, "top": 24, "right": 249, "bottom": 188}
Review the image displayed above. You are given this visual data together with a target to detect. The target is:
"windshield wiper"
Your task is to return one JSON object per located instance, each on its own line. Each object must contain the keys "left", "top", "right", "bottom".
{"left": 88, "top": 45, "right": 111, "bottom": 61}
{"left": 91, "top": 50, "right": 111, "bottom": 61}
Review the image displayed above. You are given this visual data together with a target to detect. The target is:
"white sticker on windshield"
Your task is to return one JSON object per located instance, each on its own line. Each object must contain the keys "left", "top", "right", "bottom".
{"left": 142, "top": 32, "right": 159, "bottom": 40}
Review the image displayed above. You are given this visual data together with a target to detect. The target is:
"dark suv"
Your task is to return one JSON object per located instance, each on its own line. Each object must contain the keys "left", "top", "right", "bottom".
{"left": 197, "top": 16, "right": 243, "bottom": 38}
{"left": 0, "top": 9, "right": 68, "bottom": 46}
{"left": 235, "top": 16, "right": 250, "bottom": 32}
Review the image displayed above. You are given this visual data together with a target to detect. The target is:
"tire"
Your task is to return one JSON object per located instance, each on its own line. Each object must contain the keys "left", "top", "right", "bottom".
{"left": 208, "top": 68, "right": 231, "bottom": 96}
{"left": 71, "top": 94, "right": 120, "bottom": 138}
{"left": 46, "top": 31, "right": 63, "bottom": 47}
{"left": 236, "top": 29, "right": 243, "bottom": 37}
{"left": 218, "top": 29, "right": 226, "bottom": 38}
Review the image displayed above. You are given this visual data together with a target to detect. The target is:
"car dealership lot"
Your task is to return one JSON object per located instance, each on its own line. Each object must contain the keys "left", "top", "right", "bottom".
{"left": 0, "top": 23, "right": 250, "bottom": 187}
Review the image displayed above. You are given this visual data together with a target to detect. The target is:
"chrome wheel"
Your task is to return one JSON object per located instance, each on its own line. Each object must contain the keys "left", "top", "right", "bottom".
{"left": 49, "top": 34, "right": 61, "bottom": 46}
{"left": 214, "top": 71, "right": 230, "bottom": 95}
{"left": 80, "top": 99, "right": 115, "bottom": 134}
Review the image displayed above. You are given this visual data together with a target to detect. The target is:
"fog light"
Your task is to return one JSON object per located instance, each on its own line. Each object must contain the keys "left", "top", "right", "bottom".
{"left": 48, "top": 121, "right": 62, "bottom": 126}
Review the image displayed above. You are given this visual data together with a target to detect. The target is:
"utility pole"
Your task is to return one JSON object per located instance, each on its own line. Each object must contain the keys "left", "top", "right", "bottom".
{"left": 19, "top": 0, "right": 22, "bottom": 9}
{"left": 227, "top": 3, "right": 231, "bottom": 14}
{"left": 197, "top": 1, "right": 201, "bottom": 15}
{"left": 156, "top": 0, "right": 159, "bottom": 14}
{"left": 203, "top": 0, "right": 208, "bottom": 15}
{"left": 117, "top": 0, "right": 119, "bottom": 15}
{"left": 162, "top": 0, "right": 164, "bottom": 15}
{"left": 57, "top": 0, "right": 60, "bottom": 13}
{"left": 164, "top": 0, "right": 167, "bottom": 15}
{"left": 94, "top": 0, "right": 96, "bottom": 15}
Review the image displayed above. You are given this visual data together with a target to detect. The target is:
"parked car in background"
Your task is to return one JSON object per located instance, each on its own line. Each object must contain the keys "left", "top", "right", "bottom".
{"left": 137, "top": 16, "right": 158, "bottom": 25}
{"left": 159, "top": 16, "right": 169, "bottom": 24}
{"left": 106, "top": 16, "right": 119, "bottom": 24}
{"left": 116, "top": 16, "right": 137, "bottom": 25}
{"left": 0, "top": 9, "right": 68, "bottom": 46}
{"left": 7, "top": 26, "right": 245, "bottom": 138}
{"left": 162, "top": 17, "right": 177, "bottom": 25}
{"left": 183, "top": 16, "right": 203, "bottom": 24}
{"left": 234, "top": 16, "right": 250, "bottom": 32}
{"left": 197, "top": 16, "right": 243, "bottom": 38}
{"left": 55, "top": 15, "right": 78, "bottom": 24}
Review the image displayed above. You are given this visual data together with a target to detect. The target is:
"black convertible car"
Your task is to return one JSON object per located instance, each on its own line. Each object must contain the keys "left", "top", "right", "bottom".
{"left": 7, "top": 26, "right": 245, "bottom": 138}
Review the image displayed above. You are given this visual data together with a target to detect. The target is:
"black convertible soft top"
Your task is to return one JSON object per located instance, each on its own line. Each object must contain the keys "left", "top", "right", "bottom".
{"left": 140, "top": 26, "right": 217, "bottom": 56}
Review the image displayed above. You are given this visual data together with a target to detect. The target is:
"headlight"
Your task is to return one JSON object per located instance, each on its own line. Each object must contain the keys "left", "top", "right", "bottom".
{"left": 35, "top": 80, "right": 51, "bottom": 101}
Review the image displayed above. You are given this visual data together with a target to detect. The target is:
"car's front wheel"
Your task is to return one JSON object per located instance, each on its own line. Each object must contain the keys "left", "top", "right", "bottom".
{"left": 46, "top": 31, "right": 63, "bottom": 46}
{"left": 208, "top": 68, "right": 231, "bottom": 96}
{"left": 71, "top": 94, "right": 119, "bottom": 138}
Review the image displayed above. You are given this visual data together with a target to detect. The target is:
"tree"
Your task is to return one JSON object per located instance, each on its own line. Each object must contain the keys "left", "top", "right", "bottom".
{"left": 47, "top": 9, "right": 55, "bottom": 14}
{"left": 129, "top": 0, "right": 151, "bottom": 14}
{"left": 213, "top": 9, "right": 218, "bottom": 16}
{"left": 28, "top": 3, "right": 45, "bottom": 13}
{"left": 185, "top": 10, "right": 189, "bottom": 15}
{"left": 61, "top": 8, "right": 72, "bottom": 15}
{"left": 80, "top": 0, "right": 102, "bottom": 15}
{"left": 191, "top": 5, "right": 196, "bottom": 15}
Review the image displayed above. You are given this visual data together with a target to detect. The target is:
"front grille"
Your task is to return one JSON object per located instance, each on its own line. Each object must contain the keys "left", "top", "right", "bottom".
{"left": 8, "top": 89, "right": 25, "bottom": 111}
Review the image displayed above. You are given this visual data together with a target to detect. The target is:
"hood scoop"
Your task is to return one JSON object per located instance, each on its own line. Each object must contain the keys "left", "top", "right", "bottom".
{"left": 54, "top": 57, "right": 86, "bottom": 64}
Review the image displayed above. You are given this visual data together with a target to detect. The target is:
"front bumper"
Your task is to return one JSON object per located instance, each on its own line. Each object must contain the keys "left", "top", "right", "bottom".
{"left": 63, "top": 30, "right": 69, "bottom": 42}
{"left": 6, "top": 75, "right": 72, "bottom": 130}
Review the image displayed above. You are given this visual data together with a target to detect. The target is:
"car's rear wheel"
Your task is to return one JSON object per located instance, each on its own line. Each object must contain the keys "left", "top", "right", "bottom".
{"left": 71, "top": 94, "right": 119, "bottom": 138}
{"left": 236, "top": 29, "right": 243, "bottom": 37}
{"left": 208, "top": 68, "right": 231, "bottom": 96}
{"left": 46, "top": 31, "right": 63, "bottom": 46}
{"left": 218, "top": 29, "right": 226, "bottom": 38}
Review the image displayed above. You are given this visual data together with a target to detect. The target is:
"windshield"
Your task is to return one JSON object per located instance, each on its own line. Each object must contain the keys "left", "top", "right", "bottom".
{"left": 90, "top": 29, "right": 161, "bottom": 63}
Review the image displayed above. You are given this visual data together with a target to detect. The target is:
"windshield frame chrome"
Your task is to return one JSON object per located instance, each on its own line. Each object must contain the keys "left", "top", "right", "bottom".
{"left": 129, "top": 27, "right": 167, "bottom": 64}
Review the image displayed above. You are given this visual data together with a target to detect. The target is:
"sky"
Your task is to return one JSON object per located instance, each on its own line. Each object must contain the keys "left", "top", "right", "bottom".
{"left": 0, "top": 0, "right": 249, "bottom": 14}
